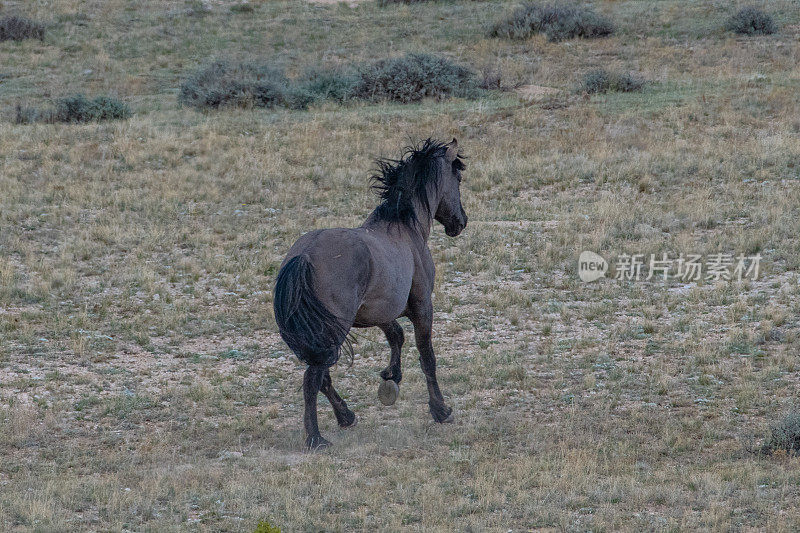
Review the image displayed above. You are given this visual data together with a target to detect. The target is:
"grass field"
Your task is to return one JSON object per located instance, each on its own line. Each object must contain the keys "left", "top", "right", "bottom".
{"left": 2, "top": 0, "right": 800, "bottom": 530}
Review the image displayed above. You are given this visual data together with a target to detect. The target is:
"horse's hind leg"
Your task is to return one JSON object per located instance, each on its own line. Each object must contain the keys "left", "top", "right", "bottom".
{"left": 303, "top": 364, "right": 331, "bottom": 450}
{"left": 377, "top": 321, "right": 403, "bottom": 406}
{"left": 321, "top": 370, "right": 357, "bottom": 428}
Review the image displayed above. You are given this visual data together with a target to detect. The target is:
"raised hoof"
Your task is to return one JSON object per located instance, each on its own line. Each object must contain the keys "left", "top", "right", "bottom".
{"left": 378, "top": 379, "right": 399, "bottom": 406}
{"left": 430, "top": 404, "right": 453, "bottom": 423}
{"left": 305, "top": 435, "right": 332, "bottom": 451}
{"left": 338, "top": 411, "right": 357, "bottom": 429}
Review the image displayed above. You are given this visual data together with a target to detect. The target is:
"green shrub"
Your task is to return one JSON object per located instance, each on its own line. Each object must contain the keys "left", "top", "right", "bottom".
{"left": 53, "top": 94, "right": 131, "bottom": 122}
{"left": 349, "top": 53, "right": 480, "bottom": 103}
{"left": 761, "top": 413, "right": 800, "bottom": 456}
{"left": 180, "top": 54, "right": 485, "bottom": 110}
{"left": 489, "top": 3, "right": 613, "bottom": 42}
{"left": 15, "top": 94, "right": 130, "bottom": 124}
{"left": 253, "top": 520, "right": 281, "bottom": 533}
{"left": 725, "top": 6, "right": 777, "bottom": 35}
{"left": 295, "top": 66, "right": 359, "bottom": 104}
{"left": 178, "top": 60, "right": 298, "bottom": 110}
{"left": 580, "top": 69, "right": 644, "bottom": 94}
{"left": 0, "top": 15, "right": 45, "bottom": 41}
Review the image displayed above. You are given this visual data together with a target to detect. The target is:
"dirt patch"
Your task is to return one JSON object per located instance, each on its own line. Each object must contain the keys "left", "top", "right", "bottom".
{"left": 515, "top": 84, "right": 560, "bottom": 101}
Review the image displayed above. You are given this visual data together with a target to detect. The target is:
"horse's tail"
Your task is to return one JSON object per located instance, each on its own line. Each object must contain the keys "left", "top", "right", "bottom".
{"left": 273, "top": 254, "right": 350, "bottom": 367}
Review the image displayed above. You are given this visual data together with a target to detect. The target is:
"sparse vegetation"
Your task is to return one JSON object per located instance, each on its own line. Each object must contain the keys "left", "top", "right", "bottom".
{"left": 489, "top": 2, "right": 614, "bottom": 41}
{"left": 0, "top": 15, "right": 45, "bottom": 42}
{"left": 762, "top": 413, "right": 800, "bottom": 456}
{"left": 3, "top": 0, "right": 800, "bottom": 530}
{"left": 580, "top": 69, "right": 645, "bottom": 94}
{"left": 726, "top": 6, "right": 777, "bottom": 35}
{"left": 14, "top": 94, "right": 130, "bottom": 123}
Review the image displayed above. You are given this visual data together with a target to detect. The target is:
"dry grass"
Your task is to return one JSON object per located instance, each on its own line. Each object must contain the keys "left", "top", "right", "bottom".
{"left": 2, "top": 0, "right": 800, "bottom": 530}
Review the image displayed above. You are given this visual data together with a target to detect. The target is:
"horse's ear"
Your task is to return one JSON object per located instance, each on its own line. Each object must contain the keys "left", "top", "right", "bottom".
{"left": 445, "top": 138, "right": 458, "bottom": 162}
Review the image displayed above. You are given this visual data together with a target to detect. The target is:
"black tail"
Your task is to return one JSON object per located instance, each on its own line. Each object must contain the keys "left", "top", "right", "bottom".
{"left": 273, "top": 255, "right": 351, "bottom": 367}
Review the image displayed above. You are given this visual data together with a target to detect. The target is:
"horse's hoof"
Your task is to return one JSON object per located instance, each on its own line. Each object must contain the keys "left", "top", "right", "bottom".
{"left": 305, "top": 435, "right": 332, "bottom": 451}
{"left": 430, "top": 404, "right": 453, "bottom": 423}
{"left": 338, "top": 411, "right": 357, "bottom": 429}
{"left": 378, "top": 379, "right": 399, "bottom": 406}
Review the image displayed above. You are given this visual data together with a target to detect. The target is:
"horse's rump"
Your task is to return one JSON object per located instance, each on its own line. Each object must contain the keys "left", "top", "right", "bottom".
{"left": 273, "top": 254, "right": 350, "bottom": 366}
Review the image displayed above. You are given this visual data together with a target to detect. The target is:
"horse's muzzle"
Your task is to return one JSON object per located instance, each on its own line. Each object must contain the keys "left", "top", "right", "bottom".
{"left": 445, "top": 215, "right": 467, "bottom": 237}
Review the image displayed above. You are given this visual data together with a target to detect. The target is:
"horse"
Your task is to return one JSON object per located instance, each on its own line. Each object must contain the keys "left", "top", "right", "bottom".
{"left": 273, "top": 138, "right": 467, "bottom": 449}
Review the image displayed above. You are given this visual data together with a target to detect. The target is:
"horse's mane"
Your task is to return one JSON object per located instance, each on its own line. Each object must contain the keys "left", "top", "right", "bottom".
{"left": 370, "top": 138, "right": 463, "bottom": 227}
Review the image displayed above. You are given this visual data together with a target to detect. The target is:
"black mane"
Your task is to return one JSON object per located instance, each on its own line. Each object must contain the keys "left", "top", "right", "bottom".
{"left": 371, "top": 138, "right": 461, "bottom": 227}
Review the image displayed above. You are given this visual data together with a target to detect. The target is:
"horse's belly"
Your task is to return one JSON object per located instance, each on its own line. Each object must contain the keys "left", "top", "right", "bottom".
{"left": 351, "top": 229, "right": 414, "bottom": 326}
{"left": 353, "top": 284, "right": 410, "bottom": 326}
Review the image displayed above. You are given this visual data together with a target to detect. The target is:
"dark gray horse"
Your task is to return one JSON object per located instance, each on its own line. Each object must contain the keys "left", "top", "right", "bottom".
{"left": 274, "top": 138, "right": 467, "bottom": 449}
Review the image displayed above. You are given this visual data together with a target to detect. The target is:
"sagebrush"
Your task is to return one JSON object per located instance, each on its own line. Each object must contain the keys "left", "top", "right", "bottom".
{"left": 295, "top": 66, "right": 359, "bottom": 104}
{"left": 489, "top": 3, "right": 613, "bottom": 42}
{"left": 761, "top": 413, "right": 800, "bottom": 456}
{"left": 580, "top": 69, "right": 644, "bottom": 94}
{"left": 15, "top": 94, "right": 130, "bottom": 124}
{"left": 725, "top": 6, "right": 777, "bottom": 35}
{"left": 180, "top": 54, "right": 482, "bottom": 110}
{"left": 0, "top": 15, "right": 45, "bottom": 42}
{"left": 350, "top": 53, "right": 480, "bottom": 103}
{"left": 178, "top": 60, "right": 299, "bottom": 110}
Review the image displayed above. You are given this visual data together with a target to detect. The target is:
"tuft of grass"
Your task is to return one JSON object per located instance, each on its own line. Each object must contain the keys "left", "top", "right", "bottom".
{"left": 253, "top": 520, "right": 281, "bottom": 533}
{"left": 761, "top": 413, "right": 800, "bottom": 456}
{"left": 230, "top": 2, "right": 256, "bottom": 13}
{"left": 0, "top": 15, "right": 45, "bottom": 42}
{"left": 580, "top": 69, "right": 645, "bottom": 94}
{"left": 14, "top": 104, "right": 44, "bottom": 124}
{"left": 479, "top": 65, "right": 503, "bottom": 90}
{"left": 488, "top": 2, "right": 614, "bottom": 42}
{"left": 178, "top": 60, "right": 300, "bottom": 110}
{"left": 14, "top": 94, "right": 130, "bottom": 124}
{"left": 725, "top": 6, "right": 777, "bottom": 35}
{"left": 349, "top": 53, "right": 480, "bottom": 103}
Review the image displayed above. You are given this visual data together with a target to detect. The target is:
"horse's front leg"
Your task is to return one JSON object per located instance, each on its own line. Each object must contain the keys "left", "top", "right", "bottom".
{"left": 377, "top": 320, "right": 404, "bottom": 405}
{"left": 409, "top": 300, "right": 453, "bottom": 423}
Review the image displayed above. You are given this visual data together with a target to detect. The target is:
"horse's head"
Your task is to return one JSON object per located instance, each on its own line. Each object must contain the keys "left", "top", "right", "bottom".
{"left": 435, "top": 138, "right": 468, "bottom": 237}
